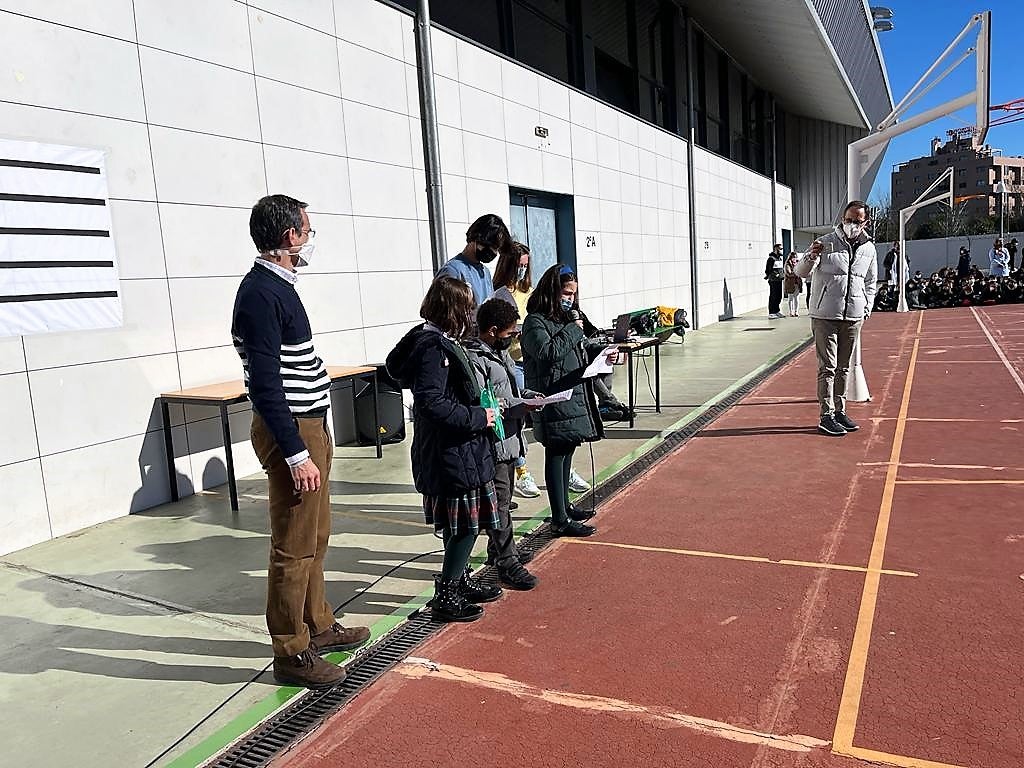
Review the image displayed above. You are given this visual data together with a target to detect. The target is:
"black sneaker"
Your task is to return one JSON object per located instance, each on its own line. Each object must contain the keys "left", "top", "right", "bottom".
{"left": 516, "top": 545, "right": 535, "bottom": 565}
{"left": 552, "top": 520, "right": 597, "bottom": 537}
{"left": 567, "top": 504, "right": 595, "bottom": 521}
{"left": 509, "top": 500, "right": 519, "bottom": 510}
{"left": 818, "top": 414, "right": 847, "bottom": 437}
{"left": 834, "top": 412, "right": 859, "bottom": 432}
{"left": 497, "top": 561, "right": 538, "bottom": 590}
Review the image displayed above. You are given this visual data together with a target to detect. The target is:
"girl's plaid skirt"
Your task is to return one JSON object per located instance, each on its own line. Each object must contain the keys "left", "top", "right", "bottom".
{"left": 422, "top": 482, "right": 500, "bottom": 535}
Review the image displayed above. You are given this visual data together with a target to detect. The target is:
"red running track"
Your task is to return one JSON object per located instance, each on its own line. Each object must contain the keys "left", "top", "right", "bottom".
{"left": 274, "top": 306, "right": 1024, "bottom": 768}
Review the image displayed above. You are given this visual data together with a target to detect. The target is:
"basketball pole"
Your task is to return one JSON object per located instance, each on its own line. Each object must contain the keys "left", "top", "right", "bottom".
{"left": 844, "top": 10, "right": 991, "bottom": 402}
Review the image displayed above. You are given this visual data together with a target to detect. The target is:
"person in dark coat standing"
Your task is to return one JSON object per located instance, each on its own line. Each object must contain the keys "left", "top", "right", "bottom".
{"left": 1008, "top": 238, "right": 1019, "bottom": 272}
{"left": 520, "top": 264, "right": 614, "bottom": 537}
{"left": 956, "top": 245, "right": 972, "bottom": 279}
{"left": 765, "top": 243, "right": 785, "bottom": 319}
{"left": 385, "top": 277, "right": 503, "bottom": 622}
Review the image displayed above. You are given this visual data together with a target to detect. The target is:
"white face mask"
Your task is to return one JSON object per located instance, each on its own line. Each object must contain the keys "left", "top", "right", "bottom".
{"left": 516, "top": 265, "right": 527, "bottom": 281}
{"left": 841, "top": 222, "right": 864, "bottom": 239}
{"left": 263, "top": 243, "right": 315, "bottom": 267}
{"left": 293, "top": 243, "right": 315, "bottom": 268}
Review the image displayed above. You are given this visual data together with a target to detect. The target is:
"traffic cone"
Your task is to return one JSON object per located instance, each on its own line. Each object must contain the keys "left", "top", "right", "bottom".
{"left": 847, "top": 336, "right": 871, "bottom": 402}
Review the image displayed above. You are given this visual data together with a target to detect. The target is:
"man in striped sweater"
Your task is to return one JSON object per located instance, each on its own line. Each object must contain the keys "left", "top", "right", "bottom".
{"left": 232, "top": 194, "right": 368, "bottom": 689}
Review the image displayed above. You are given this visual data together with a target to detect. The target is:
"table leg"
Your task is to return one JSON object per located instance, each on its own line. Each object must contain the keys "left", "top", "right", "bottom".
{"left": 221, "top": 404, "right": 239, "bottom": 511}
{"left": 655, "top": 342, "right": 661, "bottom": 413}
{"left": 627, "top": 349, "right": 636, "bottom": 429}
{"left": 371, "top": 370, "right": 382, "bottom": 459}
{"left": 161, "top": 400, "right": 178, "bottom": 503}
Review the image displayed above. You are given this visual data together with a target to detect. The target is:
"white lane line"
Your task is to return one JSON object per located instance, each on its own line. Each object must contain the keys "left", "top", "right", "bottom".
{"left": 972, "top": 307, "right": 1024, "bottom": 396}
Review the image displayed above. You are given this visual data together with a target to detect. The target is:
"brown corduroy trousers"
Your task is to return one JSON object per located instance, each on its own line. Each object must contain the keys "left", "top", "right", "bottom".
{"left": 251, "top": 412, "right": 335, "bottom": 657}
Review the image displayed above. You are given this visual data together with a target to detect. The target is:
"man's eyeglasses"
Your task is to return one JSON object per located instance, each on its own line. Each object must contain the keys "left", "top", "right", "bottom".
{"left": 282, "top": 227, "right": 316, "bottom": 239}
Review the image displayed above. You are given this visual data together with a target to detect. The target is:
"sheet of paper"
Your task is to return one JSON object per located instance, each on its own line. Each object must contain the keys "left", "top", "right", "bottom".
{"left": 582, "top": 346, "right": 617, "bottom": 378}
{"left": 508, "top": 389, "right": 573, "bottom": 407}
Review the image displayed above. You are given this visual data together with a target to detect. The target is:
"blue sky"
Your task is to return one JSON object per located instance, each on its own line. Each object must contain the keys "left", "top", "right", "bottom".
{"left": 869, "top": 1, "right": 1023, "bottom": 202}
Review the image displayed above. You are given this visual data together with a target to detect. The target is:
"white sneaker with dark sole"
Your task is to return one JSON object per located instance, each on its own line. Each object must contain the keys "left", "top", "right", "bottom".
{"left": 568, "top": 468, "right": 591, "bottom": 493}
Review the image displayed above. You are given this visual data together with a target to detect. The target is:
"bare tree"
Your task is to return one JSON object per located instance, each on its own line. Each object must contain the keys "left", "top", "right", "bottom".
{"left": 868, "top": 194, "right": 897, "bottom": 243}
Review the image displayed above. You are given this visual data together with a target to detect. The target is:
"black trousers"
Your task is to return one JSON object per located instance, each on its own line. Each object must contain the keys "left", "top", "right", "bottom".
{"left": 768, "top": 280, "right": 783, "bottom": 314}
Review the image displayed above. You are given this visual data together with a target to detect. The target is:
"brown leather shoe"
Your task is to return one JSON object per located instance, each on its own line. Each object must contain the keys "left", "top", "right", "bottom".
{"left": 272, "top": 648, "right": 346, "bottom": 689}
{"left": 309, "top": 622, "right": 371, "bottom": 654}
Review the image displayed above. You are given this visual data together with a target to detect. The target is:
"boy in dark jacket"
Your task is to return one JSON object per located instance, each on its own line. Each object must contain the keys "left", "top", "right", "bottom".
{"left": 465, "top": 298, "right": 540, "bottom": 590}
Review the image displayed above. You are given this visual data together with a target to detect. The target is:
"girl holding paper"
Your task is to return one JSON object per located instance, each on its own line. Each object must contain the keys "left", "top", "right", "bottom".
{"left": 385, "top": 277, "right": 502, "bottom": 622}
{"left": 521, "top": 264, "right": 614, "bottom": 537}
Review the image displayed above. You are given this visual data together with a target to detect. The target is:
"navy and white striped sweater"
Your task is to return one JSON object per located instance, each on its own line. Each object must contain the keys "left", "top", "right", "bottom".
{"left": 231, "top": 261, "right": 330, "bottom": 460}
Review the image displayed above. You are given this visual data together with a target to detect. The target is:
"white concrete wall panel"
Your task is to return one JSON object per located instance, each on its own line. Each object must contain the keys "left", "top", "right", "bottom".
{"left": 0, "top": 460, "right": 51, "bottom": 556}
{"left": 0, "top": 1, "right": 776, "bottom": 553}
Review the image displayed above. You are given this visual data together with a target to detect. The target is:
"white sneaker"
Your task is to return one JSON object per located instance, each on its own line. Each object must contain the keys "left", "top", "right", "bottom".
{"left": 568, "top": 467, "right": 591, "bottom": 493}
{"left": 514, "top": 470, "right": 541, "bottom": 498}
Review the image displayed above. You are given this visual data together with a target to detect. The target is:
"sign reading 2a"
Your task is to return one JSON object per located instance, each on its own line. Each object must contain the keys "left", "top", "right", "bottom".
{"left": 585, "top": 235, "right": 598, "bottom": 248}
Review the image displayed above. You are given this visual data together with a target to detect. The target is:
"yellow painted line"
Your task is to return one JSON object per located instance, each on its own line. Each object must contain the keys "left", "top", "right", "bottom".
{"left": 561, "top": 539, "right": 917, "bottom": 577}
{"left": 832, "top": 312, "right": 922, "bottom": 755}
{"left": 399, "top": 658, "right": 831, "bottom": 753}
{"left": 837, "top": 744, "right": 966, "bottom": 768}
{"left": 896, "top": 479, "right": 1024, "bottom": 485}
{"left": 868, "top": 417, "right": 1024, "bottom": 423}
{"left": 859, "top": 462, "right": 1018, "bottom": 470}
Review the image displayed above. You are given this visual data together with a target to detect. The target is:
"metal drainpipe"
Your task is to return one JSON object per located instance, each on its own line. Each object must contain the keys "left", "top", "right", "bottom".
{"left": 415, "top": 0, "right": 446, "bottom": 273}
{"left": 684, "top": 10, "right": 700, "bottom": 330}
{"left": 770, "top": 96, "right": 778, "bottom": 247}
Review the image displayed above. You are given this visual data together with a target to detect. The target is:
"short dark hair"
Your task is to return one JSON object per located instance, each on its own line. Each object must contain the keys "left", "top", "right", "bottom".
{"left": 250, "top": 195, "right": 307, "bottom": 251}
{"left": 477, "top": 297, "right": 519, "bottom": 334}
{"left": 420, "top": 276, "right": 475, "bottom": 338}
{"left": 527, "top": 263, "right": 576, "bottom": 321}
{"left": 844, "top": 200, "right": 869, "bottom": 217}
{"left": 466, "top": 214, "right": 513, "bottom": 255}
{"left": 492, "top": 241, "right": 531, "bottom": 292}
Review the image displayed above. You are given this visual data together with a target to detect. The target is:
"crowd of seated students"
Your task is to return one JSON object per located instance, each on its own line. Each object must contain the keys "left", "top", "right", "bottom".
{"left": 873, "top": 250, "right": 1024, "bottom": 312}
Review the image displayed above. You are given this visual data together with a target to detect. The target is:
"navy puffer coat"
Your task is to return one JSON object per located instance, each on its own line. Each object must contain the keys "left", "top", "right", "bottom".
{"left": 386, "top": 324, "right": 496, "bottom": 496}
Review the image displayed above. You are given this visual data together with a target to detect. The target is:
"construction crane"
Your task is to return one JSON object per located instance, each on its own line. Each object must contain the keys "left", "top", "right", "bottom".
{"left": 990, "top": 98, "right": 1024, "bottom": 128}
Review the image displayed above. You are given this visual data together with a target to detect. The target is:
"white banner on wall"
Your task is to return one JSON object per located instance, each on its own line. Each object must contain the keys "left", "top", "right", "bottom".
{"left": 0, "top": 138, "right": 122, "bottom": 338}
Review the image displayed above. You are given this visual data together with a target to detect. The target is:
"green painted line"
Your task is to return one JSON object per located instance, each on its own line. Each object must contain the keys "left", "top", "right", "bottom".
{"left": 160, "top": 589, "right": 436, "bottom": 768}
{"left": 160, "top": 334, "right": 809, "bottom": 768}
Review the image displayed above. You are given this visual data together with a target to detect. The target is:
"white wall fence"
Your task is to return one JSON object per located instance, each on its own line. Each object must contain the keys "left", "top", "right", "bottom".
{"left": 878, "top": 231, "right": 1024, "bottom": 277}
{"left": 0, "top": 0, "right": 790, "bottom": 555}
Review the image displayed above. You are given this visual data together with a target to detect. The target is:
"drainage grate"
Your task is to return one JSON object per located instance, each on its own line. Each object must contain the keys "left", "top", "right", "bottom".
{"left": 205, "top": 338, "right": 811, "bottom": 767}
{"left": 207, "top": 616, "right": 442, "bottom": 768}
{"left": 741, "top": 327, "right": 776, "bottom": 331}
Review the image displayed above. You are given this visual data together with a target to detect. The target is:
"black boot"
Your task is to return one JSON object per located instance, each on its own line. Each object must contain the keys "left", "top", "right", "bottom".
{"left": 567, "top": 503, "right": 595, "bottom": 521}
{"left": 430, "top": 576, "right": 484, "bottom": 622}
{"left": 460, "top": 568, "right": 502, "bottom": 603}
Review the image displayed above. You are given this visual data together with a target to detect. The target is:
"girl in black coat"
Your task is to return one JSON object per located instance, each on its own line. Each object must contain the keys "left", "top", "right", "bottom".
{"left": 521, "top": 265, "right": 614, "bottom": 537}
{"left": 385, "top": 277, "right": 502, "bottom": 622}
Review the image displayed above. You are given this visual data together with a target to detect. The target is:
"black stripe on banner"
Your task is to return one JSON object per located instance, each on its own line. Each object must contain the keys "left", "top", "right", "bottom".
{"left": 0, "top": 158, "right": 101, "bottom": 174}
{"left": 0, "top": 192, "right": 106, "bottom": 206}
{"left": 0, "top": 227, "right": 110, "bottom": 237}
{"left": 0, "top": 261, "right": 115, "bottom": 269}
{"left": 0, "top": 290, "right": 118, "bottom": 303}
